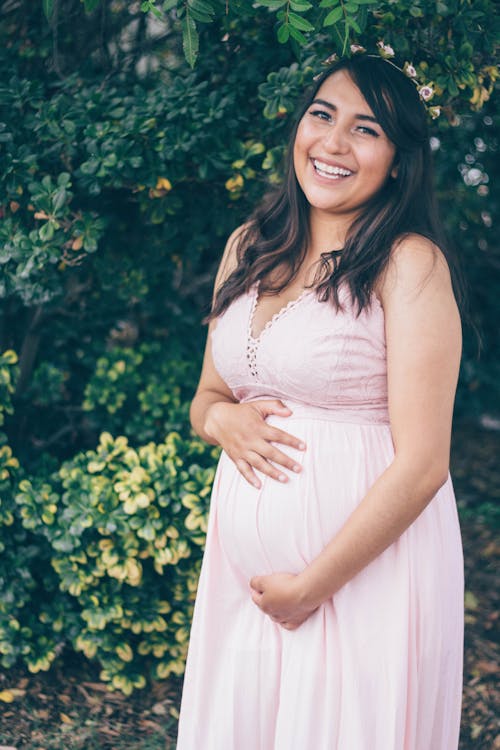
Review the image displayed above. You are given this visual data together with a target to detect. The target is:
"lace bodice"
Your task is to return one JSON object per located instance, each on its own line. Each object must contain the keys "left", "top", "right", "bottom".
{"left": 211, "top": 282, "right": 389, "bottom": 424}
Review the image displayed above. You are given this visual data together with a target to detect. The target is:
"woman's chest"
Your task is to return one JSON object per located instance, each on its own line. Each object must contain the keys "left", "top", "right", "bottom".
{"left": 211, "top": 285, "right": 387, "bottom": 405}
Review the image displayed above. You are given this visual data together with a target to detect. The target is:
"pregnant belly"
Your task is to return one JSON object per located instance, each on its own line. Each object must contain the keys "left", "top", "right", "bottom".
{"left": 216, "top": 451, "right": 314, "bottom": 581}
{"left": 213, "top": 417, "right": 394, "bottom": 583}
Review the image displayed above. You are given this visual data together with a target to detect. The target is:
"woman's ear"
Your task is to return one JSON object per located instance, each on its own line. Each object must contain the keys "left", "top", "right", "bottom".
{"left": 390, "top": 157, "right": 399, "bottom": 179}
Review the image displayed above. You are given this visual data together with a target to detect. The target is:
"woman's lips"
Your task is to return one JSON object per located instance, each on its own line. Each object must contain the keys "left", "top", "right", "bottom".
{"left": 311, "top": 158, "right": 354, "bottom": 180}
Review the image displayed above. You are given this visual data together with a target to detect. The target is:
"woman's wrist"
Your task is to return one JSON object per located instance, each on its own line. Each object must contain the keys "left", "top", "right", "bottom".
{"left": 295, "top": 565, "right": 335, "bottom": 611}
{"left": 203, "top": 400, "right": 232, "bottom": 441}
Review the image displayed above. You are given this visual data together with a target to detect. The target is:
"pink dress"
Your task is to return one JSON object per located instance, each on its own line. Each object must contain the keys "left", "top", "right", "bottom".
{"left": 176, "top": 282, "right": 464, "bottom": 750}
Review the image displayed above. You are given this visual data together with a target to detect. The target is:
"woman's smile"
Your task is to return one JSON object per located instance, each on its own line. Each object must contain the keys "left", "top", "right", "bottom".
{"left": 311, "top": 158, "right": 354, "bottom": 180}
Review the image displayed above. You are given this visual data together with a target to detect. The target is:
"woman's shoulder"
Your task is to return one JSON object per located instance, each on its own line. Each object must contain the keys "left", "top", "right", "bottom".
{"left": 391, "top": 232, "right": 446, "bottom": 265}
{"left": 213, "top": 222, "right": 251, "bottom": 295}
{"left": 376, "top": 233, "right": 453, "bottom": 306}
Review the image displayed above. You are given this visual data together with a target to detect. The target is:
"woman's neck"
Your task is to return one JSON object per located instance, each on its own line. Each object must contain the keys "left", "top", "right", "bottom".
{"left": 306, "top": 209, "right": 355, "bottom": 261}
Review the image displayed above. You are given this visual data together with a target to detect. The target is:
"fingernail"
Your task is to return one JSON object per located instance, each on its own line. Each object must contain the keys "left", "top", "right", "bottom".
{"left": 293, "top": 464, "right": 301, "bottom": 473}
{"left": 298, "top": 442, "right": 306, "bottom": 450}
{"left": 278, "top": 474, "right": 287, "bottom": 482}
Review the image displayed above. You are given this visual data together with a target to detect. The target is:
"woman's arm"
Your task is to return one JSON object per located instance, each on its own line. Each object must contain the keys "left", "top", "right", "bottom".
{"left": 190, "top": 226, "right": 306, "bottom": 485}
{"left": 250, "top": 236, "right": 462, "bottom": 625}
{"left": 189, "top": 225, "right": 244, "bottom": 442}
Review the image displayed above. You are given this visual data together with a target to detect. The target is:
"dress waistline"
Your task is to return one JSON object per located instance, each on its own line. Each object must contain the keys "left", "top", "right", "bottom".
{"left": 241, "top": 397, "right": 390, "bottom": 426}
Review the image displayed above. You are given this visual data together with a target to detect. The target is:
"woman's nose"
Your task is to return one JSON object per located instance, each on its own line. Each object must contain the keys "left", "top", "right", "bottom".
{"left": 323, "top": 123, "right": 349, "bottom": 153}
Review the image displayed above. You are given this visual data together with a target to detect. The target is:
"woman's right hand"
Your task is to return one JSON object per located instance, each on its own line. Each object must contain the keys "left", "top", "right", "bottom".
{"left": 204, "top": 399, "right": 306, "bottom": 488}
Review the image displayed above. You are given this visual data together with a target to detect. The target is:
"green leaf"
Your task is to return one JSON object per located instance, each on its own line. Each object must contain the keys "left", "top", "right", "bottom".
{"left": 277, "top": 23, "right": 290, "bottom": 43}
{"left": 150, "top": 5, "right": 164, "bottom": 19}
{"left": 355, "top": 5, "right": 368, "bottom": 30}
{"left": 255, "top": 0, "right": 288, "bottom": 7}
{"left": 138, "top": 522, "right": 155, "bottom": 541}
{"left": 109, "top": 107, "right": 125, "bottom": 118}
{"left": 102, "top": 153, "right": 118, "bottom": 167}
{"left": 319, "top": 0, "right": 339, "bottom": 7}
{"left": 447, "top": 77, "right": 459, "bottom": 97}
{"left": 290, "top": 0, "right": 313, "bottom": 10}
{"left": 344, "top": 1, "right": 358, "bottom": 11}
{"left": 43, "top": 0, "right": 54, "bottom": 20}
{"left": 188, "top": 7, "right": 213, "bottom": 22}
{"left": 459, "top": 42, "right": 473, "bottom": 59}
{"left": 187, "top": 0, "right": 215, "bottom": 21}
{"left": 57, "top": 173, "right": 71, "bottom": 187}
{"left": 39, "top": 222, "right": 54, "bottom": 242}
{"left": 288, "top": 25, "right": 308, "bottom": 43}
{"left": 323, "top": 6, "right": 343, "bottom": 25}
{"left": 52, "top": 188, "right": 67, "bottom": 212}
{"left": 287, "top": 11, "right": 314, "bottom": 31}
{"left": 346, "top": 15, "right": 361, "bottom": 32}
{"left": 83, "top": 0, "right": 101, "bottom": 11}
{"left": 247, "top": 141, "right": 266, "bottom": 157}
{"left": 188, "top": 0, "right": 215, "bottom": 16}
{"left": 182, "top": 15, "right": 199, "bottom": 68}
{"left": 80, "top": 158, "right": 100, "bottom": 175}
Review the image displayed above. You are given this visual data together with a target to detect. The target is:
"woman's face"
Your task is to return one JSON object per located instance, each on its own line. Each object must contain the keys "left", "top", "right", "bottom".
{"left": 293, "top": 69, "right": 397, "bottom": 223}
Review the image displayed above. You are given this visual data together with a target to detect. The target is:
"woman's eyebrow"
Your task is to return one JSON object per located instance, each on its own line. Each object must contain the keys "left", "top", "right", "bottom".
{"left": 310, "top": 98, "right": 379, "bottom": 124}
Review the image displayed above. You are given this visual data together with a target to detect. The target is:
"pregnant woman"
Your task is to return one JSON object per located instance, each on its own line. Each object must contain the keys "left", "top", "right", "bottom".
{"left": 176, "top": 53, "right": 464, "bottom": 749}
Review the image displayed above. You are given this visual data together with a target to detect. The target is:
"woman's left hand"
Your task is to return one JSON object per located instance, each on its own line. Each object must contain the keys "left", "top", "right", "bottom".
{"left": 249, "top": 572, "right": 318, "bottom": 630}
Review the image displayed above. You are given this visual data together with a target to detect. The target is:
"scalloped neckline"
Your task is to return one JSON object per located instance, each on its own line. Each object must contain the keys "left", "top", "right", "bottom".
{"left": 248, "top": 281, "right": 312, "bottom": 342}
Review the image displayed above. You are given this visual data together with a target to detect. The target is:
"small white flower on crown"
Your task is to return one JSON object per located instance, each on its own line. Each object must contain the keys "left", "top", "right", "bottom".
{"left": 377, "top": 41, "right": 395, "bottom": 58}
{"left": 418, "top": 85, "right": 435, "bottom": 101}
{"left": 403, "top": 62, "right": 417, "bottom": 78}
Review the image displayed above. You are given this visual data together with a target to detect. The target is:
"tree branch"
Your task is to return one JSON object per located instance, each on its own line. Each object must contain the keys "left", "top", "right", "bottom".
{"left": 15, "top": 306, "right": 46, "bottom": 396}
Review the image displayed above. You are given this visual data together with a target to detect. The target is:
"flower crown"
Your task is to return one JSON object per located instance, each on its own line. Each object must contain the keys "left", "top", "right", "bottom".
{"left": 321, "top": 43, "right": 441, "bottom": 119}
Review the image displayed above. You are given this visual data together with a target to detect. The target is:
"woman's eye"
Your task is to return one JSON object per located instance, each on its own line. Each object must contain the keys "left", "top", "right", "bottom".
{"left": 310, "top": 109, "right": 331, "bottom": 121}
{"left": 356, "top": 126, "right": 379, "bottom": 137}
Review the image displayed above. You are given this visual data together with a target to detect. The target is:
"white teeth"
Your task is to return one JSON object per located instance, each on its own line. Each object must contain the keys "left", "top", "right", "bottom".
{"left": 313, "top": 159, "right": 352, "bottom": 177}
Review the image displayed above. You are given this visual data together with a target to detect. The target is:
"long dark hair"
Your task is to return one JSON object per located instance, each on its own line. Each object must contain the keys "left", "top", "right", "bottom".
{"left": 210, "top": 54, "right": 465, "bottom": 318}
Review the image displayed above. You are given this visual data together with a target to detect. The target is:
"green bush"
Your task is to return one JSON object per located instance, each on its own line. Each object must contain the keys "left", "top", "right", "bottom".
{"left": 0, "top": 350, "right": 69, "bottom": 673}
{"left": 82, "top": 342, "right": 200, "bottom": 444}
{"left": 16, "top": 430, "right": 218, "bottom": 694}
{"left": 1, "top": 346, "right": 220, "bottom": 688}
